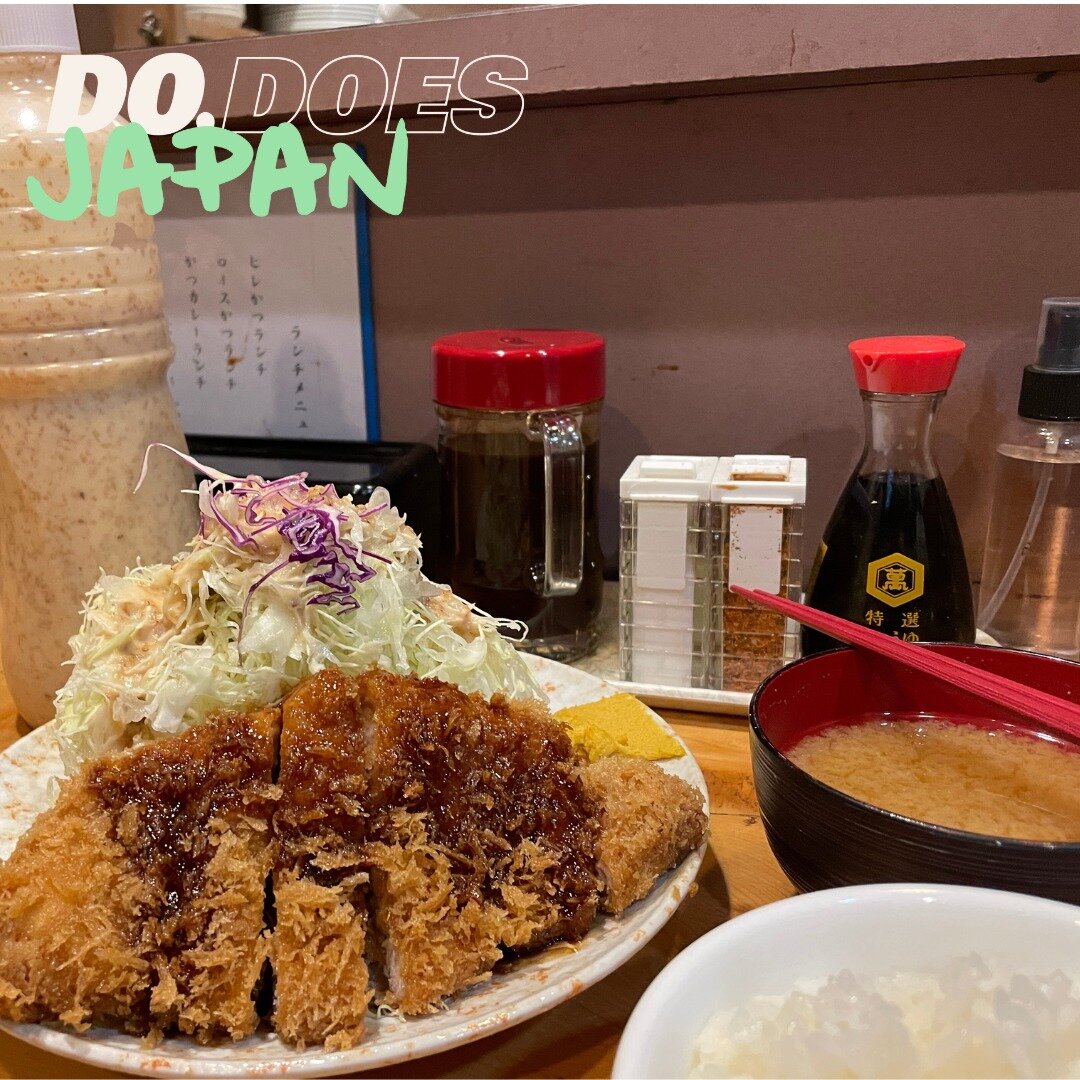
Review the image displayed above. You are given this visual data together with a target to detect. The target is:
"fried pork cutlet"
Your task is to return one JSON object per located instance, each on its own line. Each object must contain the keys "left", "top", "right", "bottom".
{"left": 274, "top": 668, "right": 603, "bottom": 1026}
{"left": 582, "top": 756, "right": 708, "bottom": 914}
{"left": 357, "top": 669, "right": 602, "bottom": 1014}
{"left": 0, "top": 707, "right": 279, "bottom": 1042}
{"left": 0, "top": 766, "right": 153, "bottom": 1033}
{"left": 273, "top": 670, "right": 373, "bottom": 1051}
{"left": 0, "top": 668, "right": 705, "bottom": 1052}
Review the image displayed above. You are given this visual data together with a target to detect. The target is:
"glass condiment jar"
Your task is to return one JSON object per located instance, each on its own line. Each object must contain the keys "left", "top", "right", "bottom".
{"left": 433, "top": 330, "right": 604, "bottom": 661}
{"left": 803, "top": 336, "right": 975, "bottom": 655}
{"left": 0, "top": 7, "right": 198, "bottom": 726}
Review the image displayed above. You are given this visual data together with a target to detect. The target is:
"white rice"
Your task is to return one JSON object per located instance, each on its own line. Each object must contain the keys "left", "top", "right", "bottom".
{"left": 689, "top": 955, "right": 1080, "bottom": 1079}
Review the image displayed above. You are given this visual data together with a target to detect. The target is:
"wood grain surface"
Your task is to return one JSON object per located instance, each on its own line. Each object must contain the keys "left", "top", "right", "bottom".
{"left": 0, "top": 669, "right": 795, "bottom": 1080}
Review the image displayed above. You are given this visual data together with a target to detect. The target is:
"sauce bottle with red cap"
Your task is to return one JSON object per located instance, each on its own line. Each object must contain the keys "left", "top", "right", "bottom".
{"left": 433, "top": 330, "right": 605, "bottom": 661}
{"left": 801, "top": 336, "right": 975, "bottom": 655}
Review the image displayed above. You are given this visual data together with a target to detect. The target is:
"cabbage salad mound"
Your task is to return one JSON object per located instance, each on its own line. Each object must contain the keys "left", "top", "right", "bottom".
{"left": 54, "top": 445, "right": 541, "bottom": 771}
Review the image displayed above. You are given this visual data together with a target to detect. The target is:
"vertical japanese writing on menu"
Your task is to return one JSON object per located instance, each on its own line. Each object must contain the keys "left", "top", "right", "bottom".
{"left": 251, "top": 256, "right": 266, "bottom": 378}
{"left": 179, "top": 254, "right": 318, "bottom": 425}
{"left": 292, "top": 324, "right": 307, "bottom": 430}
{"left": 220, "top": 257, "right": 235, "bottom": 390}
{"left": 184, "top": 255, "right": 206, "bottom": 391}
{"left": 159, "top": 172, "right": 372, "bottom": 441}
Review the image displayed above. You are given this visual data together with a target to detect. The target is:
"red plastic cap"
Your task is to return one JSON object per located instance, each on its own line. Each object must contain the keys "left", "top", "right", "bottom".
{"left": 849, "top": 335, "right": 965, "bottom": 394}
{"left": 433, "top": 330, "right": 605, "bottom": 410}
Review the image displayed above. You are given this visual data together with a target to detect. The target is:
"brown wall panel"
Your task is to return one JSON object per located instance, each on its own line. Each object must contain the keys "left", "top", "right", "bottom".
{"left": 364, "top": 69, "right": 1080, "bottom": 588}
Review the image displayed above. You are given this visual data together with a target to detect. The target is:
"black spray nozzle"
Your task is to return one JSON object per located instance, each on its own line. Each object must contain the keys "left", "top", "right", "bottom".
{"left": 1021, "top": 298, "right": 1080, "bottom": 421}
{"left": 1036, "top": 298, "right": 1080, "bottom": 372}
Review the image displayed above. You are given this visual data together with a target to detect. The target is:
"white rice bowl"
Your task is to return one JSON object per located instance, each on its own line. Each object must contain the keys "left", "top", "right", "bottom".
{"left": 612, "top": 884, "right": 1080, "bottom": 1080}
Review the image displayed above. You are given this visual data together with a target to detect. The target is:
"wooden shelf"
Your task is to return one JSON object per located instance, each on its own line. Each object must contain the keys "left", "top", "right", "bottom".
{"left": 111, "top": 4, "right": 1080, "bottom": 129}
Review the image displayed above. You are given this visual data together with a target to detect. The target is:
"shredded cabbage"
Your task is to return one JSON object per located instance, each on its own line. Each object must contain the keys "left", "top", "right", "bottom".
{"left": 53, "top": 449, "right": 543, "bottom": 772}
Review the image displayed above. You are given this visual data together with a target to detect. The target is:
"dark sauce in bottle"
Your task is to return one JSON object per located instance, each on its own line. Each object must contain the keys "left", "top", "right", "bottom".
{"left": 441, "top": 435, "right": 604, "bottom": 655}
{"left": 802, "top": 470, "right": 975, "bottom": 655}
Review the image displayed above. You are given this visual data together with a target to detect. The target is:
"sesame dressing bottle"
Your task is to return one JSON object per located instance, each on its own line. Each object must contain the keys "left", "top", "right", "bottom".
{"left": 0, "top": 6, "right": 197, "bottom": 726}
{"left": 802, "top": 336, "right": 975, "bottom": 656}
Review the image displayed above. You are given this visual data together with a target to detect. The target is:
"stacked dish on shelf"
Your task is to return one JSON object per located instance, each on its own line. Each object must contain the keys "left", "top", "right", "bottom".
{"left": 261, "top": 4, "right": 379, "bottom": 31}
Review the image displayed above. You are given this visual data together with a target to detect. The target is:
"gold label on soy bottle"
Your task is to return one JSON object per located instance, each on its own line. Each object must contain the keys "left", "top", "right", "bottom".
{"left": 865, "top": 552, "right": 925, "bottom": 607}
{"left": 863, "top": 553, "right": 926, "bottom": 641}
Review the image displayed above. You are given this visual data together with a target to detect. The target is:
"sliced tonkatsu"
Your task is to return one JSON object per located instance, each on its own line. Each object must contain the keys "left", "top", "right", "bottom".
{"left": 272, "top": 669, "right": 373, "bottom": 1051}
{"left": 0, "top": 706, "right": 279, "bottom": 1042}
{"left": 581, "top": 756, "right": 709, "bottom": 913}
{"left": 354, "top": 668, "right": 603, "bottom": 1013}
{"left": 0, "top": 668, "right": 707, "bottom": 1051}
{"left": 273, "top": 667, "right": 603, "bottom": 1025}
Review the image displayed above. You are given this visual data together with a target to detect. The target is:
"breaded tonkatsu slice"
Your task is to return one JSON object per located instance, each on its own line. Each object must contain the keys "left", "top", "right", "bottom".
{"left": 581, "top": 757, "right": 707, "bottom": 914}
{"left": 0, "top": 768, "right": 155, "bottom": 1033}
{"left": 275, "top": 668, "right": 603, "bottom": 1021}
{"left": 90, "top": 706, "right": 280, "bottom": 1041}
{"left": 0, "top": 707, "right": 279, "bottom": 1042}
{"left": 273, "top": 670, "right": 374, "bottom": 1052}
{"left": 355, "top": 669, "right": 603, "bottom": 1013}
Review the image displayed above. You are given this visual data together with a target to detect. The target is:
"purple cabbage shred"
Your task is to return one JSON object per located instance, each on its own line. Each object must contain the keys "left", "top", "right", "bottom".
{"left": 139, "top": 444, "right": 389, "bottom": 633}
{"left": 204, "top": 477, "right": 385, "bottom": 617}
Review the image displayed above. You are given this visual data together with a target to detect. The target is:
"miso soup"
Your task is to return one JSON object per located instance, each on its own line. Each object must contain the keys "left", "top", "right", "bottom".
{"left": 788, "top": 716, "right": 1080, "bottom": 842}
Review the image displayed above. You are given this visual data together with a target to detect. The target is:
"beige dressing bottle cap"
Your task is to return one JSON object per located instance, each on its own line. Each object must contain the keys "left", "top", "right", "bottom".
{"left": 0, "top": 4, "right": 80, "bottom": 54}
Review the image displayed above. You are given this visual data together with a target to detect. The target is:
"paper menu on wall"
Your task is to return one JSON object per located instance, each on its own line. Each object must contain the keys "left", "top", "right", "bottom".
{"left": 155, "top": 176, "right": 374, "bottom": 440}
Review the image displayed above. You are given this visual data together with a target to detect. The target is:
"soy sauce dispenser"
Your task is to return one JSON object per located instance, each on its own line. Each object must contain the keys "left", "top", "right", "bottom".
{"left": 433, "top": 330, "right": 605, "bottom": 662}
{"left": 802, "top": 336, "right": 975, "bottom": 655}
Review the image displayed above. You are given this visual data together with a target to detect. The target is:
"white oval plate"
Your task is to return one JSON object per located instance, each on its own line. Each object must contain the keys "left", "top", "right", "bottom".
{"left": 0, "top": 654, "right": 707, "bottom": 1077}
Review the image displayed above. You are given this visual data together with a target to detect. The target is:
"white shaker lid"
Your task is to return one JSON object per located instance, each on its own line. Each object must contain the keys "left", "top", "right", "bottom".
{"left": 620, "top": 455, "right": 719, "bottom": 501}
{"left": 0, "top": 4, "right": 80, "bottom": 54}
{"left": 711, "top": 455, "right": 807, "bottom": 505}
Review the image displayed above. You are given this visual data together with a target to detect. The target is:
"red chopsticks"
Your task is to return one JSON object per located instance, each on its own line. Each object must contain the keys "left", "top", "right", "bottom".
{"left": 730, "top": 585, "right": 1080, "bottom": 744}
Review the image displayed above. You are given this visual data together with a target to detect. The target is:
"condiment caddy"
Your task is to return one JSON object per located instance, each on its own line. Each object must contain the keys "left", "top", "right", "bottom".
{"left": 710, "top": 455, "right": 805, "bottom": 692}
{"left": 615, "top": 453, "right": 806, "bottom": 713}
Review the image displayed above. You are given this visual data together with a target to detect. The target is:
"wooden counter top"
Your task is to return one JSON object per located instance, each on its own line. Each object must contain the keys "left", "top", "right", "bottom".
{"left": 0, "top": 672, "right": 795, "bottom": 1080}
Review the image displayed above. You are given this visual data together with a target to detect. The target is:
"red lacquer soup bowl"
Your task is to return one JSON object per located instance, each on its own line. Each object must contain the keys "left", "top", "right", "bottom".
{"left": 749, "top": 644, "right": 1080, "bottom": 905}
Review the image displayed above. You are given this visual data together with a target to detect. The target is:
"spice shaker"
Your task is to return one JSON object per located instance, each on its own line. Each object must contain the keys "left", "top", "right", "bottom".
{"left": 433, "top": 330, "right": 605, "bottom": 661}
{"left": 709, "top": 455, "right": 805, "bottom": 692}
{"left": 619, "top": 456, "right": 716, "bottom": 687}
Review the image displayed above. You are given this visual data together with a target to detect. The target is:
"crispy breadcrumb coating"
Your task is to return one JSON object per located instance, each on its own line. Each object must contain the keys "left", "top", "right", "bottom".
{"left": 0, "top": 707, "right": 279, "bottom": 1042}
{"left": 274, "top": 668, "right": 602, "bottom": 1020}
{"left": 272, "top": 870, "right": 371, "bottom": 1051}
{"left": 0, "top": 671, "right": 705, "bottom": 1051}
{"left": 273, "top": 671, "right": 373, "bottom": 1050}
{"left": 355, "top": 669, "right": 602, "bottom": 954}
{"left": 0, "top": 776, "right": 154, "bottom": 1033}
{"left": 582, "top": 756, "right": 707, "bottom": 913}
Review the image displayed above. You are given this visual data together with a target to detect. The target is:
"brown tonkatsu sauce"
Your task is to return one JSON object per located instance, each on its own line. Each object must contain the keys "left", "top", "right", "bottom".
{"left": 359, "top": 672, "right": 601, "bottom": 942}
{"left": 274, "top": 669, "right": 371, "bottom": 884}
{"left": 89, "top": 709, "right": 279, "bottom": 920}
{"left": 276, "top": 668, "right": 602, "bottom": 947}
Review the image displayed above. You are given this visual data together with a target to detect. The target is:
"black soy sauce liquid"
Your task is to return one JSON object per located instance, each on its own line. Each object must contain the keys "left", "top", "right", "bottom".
{"left": 801, "top": 471, "right": 975, "bottom": 656}
{"left": 441, "top": 437, "right": 604, "bottom": 656}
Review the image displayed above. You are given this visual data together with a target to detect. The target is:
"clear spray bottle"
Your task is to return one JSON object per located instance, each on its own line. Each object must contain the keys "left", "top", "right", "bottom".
{"left": 979, "top": 299, "right": 1080, "bottom": 657}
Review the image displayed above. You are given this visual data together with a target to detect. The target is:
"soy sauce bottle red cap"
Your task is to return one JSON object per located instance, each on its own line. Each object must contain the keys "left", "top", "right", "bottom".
{"left": 848, "top": 335, "right": 965, "bottom": 394}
